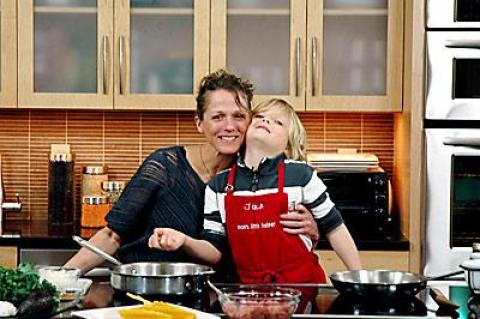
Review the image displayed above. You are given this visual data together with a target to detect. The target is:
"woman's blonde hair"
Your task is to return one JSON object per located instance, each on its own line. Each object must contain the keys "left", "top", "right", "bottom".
{"left": 252, "top": 98, "right": 307, "bottom": 161}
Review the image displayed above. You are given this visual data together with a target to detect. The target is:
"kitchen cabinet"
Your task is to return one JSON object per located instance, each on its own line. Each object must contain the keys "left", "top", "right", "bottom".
{"left": 0, "top": 0, "right": 16, "bottom": 108}
{"left": 0, "top": 246, "right": 18, "bottom": 268}
{"left": 210, "top": 0, "right": 403, "bottom": 112}
{"left": 18, "top": 0, "right": 209, "bottom": 110}
{"left": 316, "top": 250, "right": 409, "bottom": 274}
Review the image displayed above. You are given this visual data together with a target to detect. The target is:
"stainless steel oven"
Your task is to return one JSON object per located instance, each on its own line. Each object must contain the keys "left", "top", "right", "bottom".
{"left": 425, "top": 0, "right": 480, "bottom": 276}
{"left": 426, "top": 31, "right": 480, "bottom": 120}
{"left": 424, "top": 129, "right": 480, "bottom": 276}
{"left": 427, "top": 0, "right": 480, "bottom": 28}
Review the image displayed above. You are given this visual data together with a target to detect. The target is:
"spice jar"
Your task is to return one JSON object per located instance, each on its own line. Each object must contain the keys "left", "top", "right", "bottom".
{"left": 81, "top": 196, "right": 110, "bottom": 228}
{"left": 82, "top": 166, "right": 108, "bottom": 198}
{"left": 102, "top": 181, "right": 125, "bottom": 205}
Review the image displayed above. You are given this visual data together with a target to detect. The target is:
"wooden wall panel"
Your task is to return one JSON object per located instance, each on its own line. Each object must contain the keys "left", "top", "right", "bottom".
{"left": 0, "top": 111, "right": 29, "bottom": 220}
{"left": 0, "top": 110, "right": 394, "bottom": 221}
{"left": 141, "top": 112, "right": 177, "bottom": 158}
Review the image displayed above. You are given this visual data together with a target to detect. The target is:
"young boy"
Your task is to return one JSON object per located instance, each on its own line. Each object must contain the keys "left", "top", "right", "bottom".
{"left": 149, "top": 98, "right": 361, "bottom": 283}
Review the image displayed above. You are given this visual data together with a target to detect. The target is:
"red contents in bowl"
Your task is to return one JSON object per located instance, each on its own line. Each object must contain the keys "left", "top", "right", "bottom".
{"left": 223, "top": 302, "right": 295, "bottom": 319}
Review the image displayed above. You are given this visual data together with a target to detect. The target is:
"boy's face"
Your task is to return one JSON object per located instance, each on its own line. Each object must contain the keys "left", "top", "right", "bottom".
{"left": 246, "top": 108, "right": 290, "bottom": 155}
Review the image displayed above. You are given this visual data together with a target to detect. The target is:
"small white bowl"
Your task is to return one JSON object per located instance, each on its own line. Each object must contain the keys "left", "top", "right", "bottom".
{"left": 37, "top": 266, "right": 81, "bottom": 291}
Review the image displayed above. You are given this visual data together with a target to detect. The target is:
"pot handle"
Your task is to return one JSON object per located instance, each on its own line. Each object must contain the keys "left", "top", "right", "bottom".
{"left": 427, "top": 270, "right": 464, "bottom": 281}
{"left": 72, "top": 235, "right": 123, "bottom": 266}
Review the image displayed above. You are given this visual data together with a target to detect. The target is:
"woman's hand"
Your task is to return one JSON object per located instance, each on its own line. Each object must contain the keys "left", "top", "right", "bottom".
{"left": 280, "top": 204, "right": 319, "bottom": 247}
{"left": 148, "top": 228, "right": 186, "bottom": 251}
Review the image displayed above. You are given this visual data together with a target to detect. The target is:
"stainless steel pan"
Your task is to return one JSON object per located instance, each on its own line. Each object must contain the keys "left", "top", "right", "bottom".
{"left": 330, "top": 269, "right": 463, "bottom": 299}
{"left": 72, "top": 236, "right": 215, "bottom": 295}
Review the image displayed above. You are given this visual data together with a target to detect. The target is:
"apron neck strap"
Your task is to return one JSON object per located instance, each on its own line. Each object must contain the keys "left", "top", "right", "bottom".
{"left": 226, "top": 164, "right": 237, "bottom": 194}
{"left": 226, "top": 160, "right": 285, "bottom": 193}
{"left": 278, "top": 160, "right": 285, "bottom": 193}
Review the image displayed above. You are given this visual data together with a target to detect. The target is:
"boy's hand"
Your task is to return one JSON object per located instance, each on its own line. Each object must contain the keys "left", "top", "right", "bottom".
{"left": 280, "top": 204, "right": 320, "bottom": 246}
{"left": 148, "top": 228, "right": 186, "bottom": 251}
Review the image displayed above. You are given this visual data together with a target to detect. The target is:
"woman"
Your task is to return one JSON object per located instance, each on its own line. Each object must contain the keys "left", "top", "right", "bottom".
{"left": 65, "top": 70, "right": 319, "bottom": 279}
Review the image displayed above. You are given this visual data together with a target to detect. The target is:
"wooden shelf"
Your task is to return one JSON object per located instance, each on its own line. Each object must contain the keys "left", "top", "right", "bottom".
{"left": 324, "top": 8, "right": 388, "bottom": 16}
{"left": 227, "top": 8, "right": 290, "bottom": 16}
{"left": 34, "top": 7, "right": 196, "bottom": 15}
{"left": 35, "top": 6, "right": 97, "bottom": 14}
{"left": 130, "top": 8, "right": 194, "bottom": 15}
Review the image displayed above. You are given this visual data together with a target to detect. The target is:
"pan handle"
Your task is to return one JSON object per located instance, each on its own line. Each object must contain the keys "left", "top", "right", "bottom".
{"left": 427, "top": 270, "right": 464, "bottom": 281}
{"left": 72, "top": 235, "right": 123, "bottom": 266}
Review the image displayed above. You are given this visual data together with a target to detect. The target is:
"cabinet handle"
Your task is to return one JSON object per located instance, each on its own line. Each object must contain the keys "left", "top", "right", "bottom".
{"left": 119, "top": 35, "right": 125, "bottom": 95}
{"left": 295, "top": 37, "right": 301, "bottom": 97}
{"left": 102, "top": 34, "right": 108, "bottom": 95}
{"left": 311, "top": 37, "right": 318, "bottom": 97}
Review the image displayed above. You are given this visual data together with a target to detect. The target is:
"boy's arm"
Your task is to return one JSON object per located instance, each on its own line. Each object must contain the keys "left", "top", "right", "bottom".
{"left": 325, "top": 224, "right": 362, "bottom": 270}
{"left": 148, "top": 228, "right": 222, "bottom": 265}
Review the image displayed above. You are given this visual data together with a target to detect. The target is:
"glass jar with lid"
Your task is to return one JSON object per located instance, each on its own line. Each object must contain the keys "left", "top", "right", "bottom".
{"left": 82, "top": 166, "right": 108, "bottom": 199}
{"left": 102, "top": 181, "right": 125, "bottom": 205}
{"left": 81, "top": 196, "right": 109, "bottom": 228}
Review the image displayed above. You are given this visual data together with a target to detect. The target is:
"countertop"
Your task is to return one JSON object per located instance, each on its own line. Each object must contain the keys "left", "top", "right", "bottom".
{"left": 57, "top": 279, "right": 470, "bottom": 319}
{"left": 0, "top": 220, "right": 409, "bottom": 251}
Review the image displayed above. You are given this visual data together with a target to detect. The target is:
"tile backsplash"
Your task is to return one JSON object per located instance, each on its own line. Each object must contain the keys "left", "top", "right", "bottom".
{"left": 0, "top": 110, "right": 393, "bottom": 221}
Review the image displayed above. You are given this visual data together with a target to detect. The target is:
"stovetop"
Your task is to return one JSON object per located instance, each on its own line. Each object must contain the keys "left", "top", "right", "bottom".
{"left": 103, "top": 283, "right": 469, "bottom": 319}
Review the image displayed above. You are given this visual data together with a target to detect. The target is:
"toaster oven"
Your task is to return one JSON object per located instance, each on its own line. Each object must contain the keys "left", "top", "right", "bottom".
{"left": 318, "top": 167, "right": 390, "bottom": 239}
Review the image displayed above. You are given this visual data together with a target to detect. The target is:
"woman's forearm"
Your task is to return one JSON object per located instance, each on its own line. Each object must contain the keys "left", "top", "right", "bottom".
{"left": 326, "top": 224, "right": 362, "bottom": 270}
{"left": 64, "top": 227, "right": 122, "bottom": 275}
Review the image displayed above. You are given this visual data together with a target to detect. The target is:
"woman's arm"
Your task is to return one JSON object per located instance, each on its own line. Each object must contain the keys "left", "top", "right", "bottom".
{"left": 326, "top": 224, "right": 362, "bottom": 270}
{"left": 148, "top": 228, "right": 222, "bottom": 265}
{"left": 64, "top": 227, "right": 122, "bottom": 275}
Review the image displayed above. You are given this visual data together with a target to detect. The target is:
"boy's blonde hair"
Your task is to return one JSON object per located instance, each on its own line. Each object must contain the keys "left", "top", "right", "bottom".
{"left": 252, "top": 98, "right": 307, "bottom": 161}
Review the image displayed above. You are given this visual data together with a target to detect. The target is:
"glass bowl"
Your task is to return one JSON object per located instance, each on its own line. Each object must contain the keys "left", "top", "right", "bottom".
{"left": 218, "top": 285, "right": 301, "bottom": 319}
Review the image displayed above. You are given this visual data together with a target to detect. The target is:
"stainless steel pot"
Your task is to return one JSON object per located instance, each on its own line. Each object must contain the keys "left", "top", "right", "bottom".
{"left": 329, "top": 269, "right": 462, "bottom": 299}
{"left": 72, "top": 236, "right": 215, "bottom": 295}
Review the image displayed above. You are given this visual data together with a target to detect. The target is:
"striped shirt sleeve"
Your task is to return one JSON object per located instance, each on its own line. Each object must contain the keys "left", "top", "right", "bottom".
{"left": 200, "top": 184, "right": 228, "bottom": 253}
{"left": 303, "top": 171, "right": 343, "bottom": 234}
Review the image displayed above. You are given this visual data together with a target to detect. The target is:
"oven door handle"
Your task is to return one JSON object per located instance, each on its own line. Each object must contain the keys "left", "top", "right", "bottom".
{"left": 443, "top": 136, "right": 480, "bottom": 147}
{"left": 445, "top": 40, "right": 480, "bottom": 49}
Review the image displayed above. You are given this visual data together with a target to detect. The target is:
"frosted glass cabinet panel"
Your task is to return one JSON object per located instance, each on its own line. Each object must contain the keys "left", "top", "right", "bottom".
{"left": 307, "top": 0, "right": 403, "bottom": 111}
{"left": 130, "top": 3, "right": 194, "bottom": 94}
{"left": 115, "top": 0, "right": 209, "bottom": 109}
{"left": 0, "top": 0, "right": 16, "bottom": 108}
{"left": 34, "top": 9, "right": 97, "bottom": 93}
{"left": 18, "top": 0, "right": 113, "bottom": 109}
{"left": 227, "top": 14, "right": 290, "bottom": 95}
{"left": 323, "top": 15, "right": 387, "bottom": 96}
{"left": 211, "top": 0, "right": 307, "bottom": 110}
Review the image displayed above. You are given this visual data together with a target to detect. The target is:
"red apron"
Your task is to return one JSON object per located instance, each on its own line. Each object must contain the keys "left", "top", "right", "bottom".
{"left": 225, "top": 161, "right": 326, "bottom": 284}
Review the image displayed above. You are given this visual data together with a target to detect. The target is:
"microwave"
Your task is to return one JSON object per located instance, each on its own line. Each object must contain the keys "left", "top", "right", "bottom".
{"left": 318, "top": 168, "right": 390, "bottom": 238}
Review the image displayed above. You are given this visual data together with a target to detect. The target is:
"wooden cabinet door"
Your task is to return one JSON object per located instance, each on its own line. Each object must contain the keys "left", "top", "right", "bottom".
{"left": 306, "top": 0, "right": 403, "bottom": 112}
{"left": 18, "top": 0, "right": 114, "bottom": 109}
{"left": 114, "top": 0, "right": 209, "bottom": 110}
{"left": 0, "top": 0, "right": 16, "bottom": 108}
{"left": 211, "top": 0, "right": 306, "bottom": 111}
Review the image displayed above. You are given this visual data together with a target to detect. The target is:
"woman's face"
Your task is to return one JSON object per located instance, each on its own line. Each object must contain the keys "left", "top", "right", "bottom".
{"left": 196, "top": 89, "right": 250, "bottom": 155}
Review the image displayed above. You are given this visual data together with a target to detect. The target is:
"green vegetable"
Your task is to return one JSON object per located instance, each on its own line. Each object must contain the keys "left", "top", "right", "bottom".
{"left": 0, "top": 263, "right": 59, "bottom": 306}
